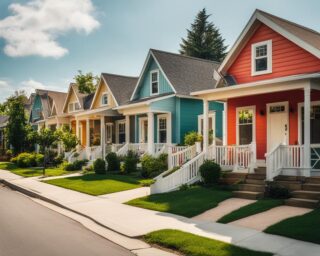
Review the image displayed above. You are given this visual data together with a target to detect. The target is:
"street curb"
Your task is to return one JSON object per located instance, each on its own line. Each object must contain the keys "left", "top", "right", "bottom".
{"left": 0, "top": 178, "right": 143, "bottom": 240}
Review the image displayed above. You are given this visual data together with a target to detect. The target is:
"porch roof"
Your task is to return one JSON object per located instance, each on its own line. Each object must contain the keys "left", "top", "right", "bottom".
{"left": 191, "top": 73, "right": 320, "bottom": 101}
{"left": 73, "top": 107, "right": 119, "bottom": 117}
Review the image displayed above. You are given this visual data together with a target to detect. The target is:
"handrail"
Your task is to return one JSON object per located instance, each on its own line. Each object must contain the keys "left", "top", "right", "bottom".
{"left": 168, "top": 145, "right": 197, "bottom": 169}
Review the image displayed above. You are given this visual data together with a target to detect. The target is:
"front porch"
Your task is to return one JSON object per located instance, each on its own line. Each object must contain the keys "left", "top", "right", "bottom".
{"left": 197, "top": 77, "right": 320, "bottom": 180}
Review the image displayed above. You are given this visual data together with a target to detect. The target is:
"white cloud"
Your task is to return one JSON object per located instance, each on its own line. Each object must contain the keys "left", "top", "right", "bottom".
{"left": 0, "top": 0, "right": 100, "bottom": 58}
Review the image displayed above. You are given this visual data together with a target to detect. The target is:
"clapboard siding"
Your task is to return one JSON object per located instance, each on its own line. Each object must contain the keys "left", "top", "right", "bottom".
{"left": 227, "top": 24, "right": 320, "bottom": 84}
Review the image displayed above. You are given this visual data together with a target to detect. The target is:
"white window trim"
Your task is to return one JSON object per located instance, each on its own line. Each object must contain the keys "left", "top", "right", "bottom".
{"left": 236, "top": 106, "right": 256, "bottom": 145}
{"left": 251, "top": 40, "right": 272, "bottom": 76}
{"left": 298, "top": 100, "right": 320, "bottom": 145}
{"left": 105, "top": 122, "right": 113, "bottom": 144}
{"left": 115, "top": 120, "right": 126, "bottom": 144}
{"left": 139, "top": 117, "right": 148, "bottom": 143}
{"left": 68, "top": 101, "right": 81, "bottom": 113}
{"left": 150, "top": 70, "right": 160, "bottom": 96}
{"left": 157, "top": 114, "right": 172, "bottom": 143}
{"left": 101, "top": 92, "right": 109, "bottom": 106}
{"left": 198, "top": 111, "right": 216, "bottom": 144}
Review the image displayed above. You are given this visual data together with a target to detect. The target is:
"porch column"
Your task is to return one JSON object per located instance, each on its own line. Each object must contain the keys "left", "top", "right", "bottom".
{"left": 86, "top": 118, "right": 90, "bottom": 148}
{"left": 125, "top": 115, "right": 130, "bottom": 143}
{"left": 167, "top": 112, "right": 172, "bottom": 144}
{"left": 75, "top": 119, "right": 80, "bottom": 150}
{"left": 203, "top": 99, "right": 209, "bottom": 155}
{"left": 304, "top": 85, "right": 311, "bottom": 176}
{"left": 223, "top": 102, "right": 227, "bottom": 146}
{"left": 100, "top": 116, "right": 105, "bottom": 158}
{"left": 147, "top": 112, "right": 154, "bottom": 154}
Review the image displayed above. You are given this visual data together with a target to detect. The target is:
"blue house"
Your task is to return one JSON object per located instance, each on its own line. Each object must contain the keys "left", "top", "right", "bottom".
{"left": 115, "top": 49, "right": 224, "bottom": 154}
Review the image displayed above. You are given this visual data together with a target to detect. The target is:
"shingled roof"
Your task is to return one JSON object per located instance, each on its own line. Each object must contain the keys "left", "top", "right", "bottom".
{"left": 101, "top": 73, "right": 138, "bottom": 106}
{"left": 36, "top": 89, "right": 67, "bottom": 118}
{"left": 68, "top": 83, "right": 95, "bottom": 110}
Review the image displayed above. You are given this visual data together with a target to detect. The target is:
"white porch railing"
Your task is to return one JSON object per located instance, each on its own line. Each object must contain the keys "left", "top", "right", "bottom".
{"left": 88, "top": 146, "right": 103, "bottom": 161}
{"left": 311, "top": 144, "right": 320, "bottom": 170}
{"left": 168, "top": 145, "right": 197, "bottom": 169}
{"left": 151, "top": 152, "right": 205, "bottom": 194}
{"left": 68, "top": 147, "right": 87, "bottom": 163}
{"left": 112, "top": 143, "right": 125, "bottom": 153}
{"left": 128, "top": 143, "right": 148, "bottom": 156}
{"left": 154, "top": 143, "right": 166, "bottom": 157}
{"left": 207, "top": 143, "right": 256, "bottom": 172}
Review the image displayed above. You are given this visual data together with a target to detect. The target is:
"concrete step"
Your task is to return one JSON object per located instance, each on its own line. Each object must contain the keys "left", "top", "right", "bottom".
{"left": 274, "top": 181, "right": 302, "bottom": 191}
{"left": 232, "top": 191, "right": 264, "bottom": 200}
{"left": 222, "top": 172, "right": 247, "bottom": 179}
{"left": 305, "top": 177, "right": 320, "bottom": 184}
{"left": 247, "top": 173, "right": 266, "bottom": 180}
{"left": 285, "top": 198, "right": 319, "bottom": 209}
{"left": 303, "top": 183, "right": 320, "bottom": 192}
{"left": 219, "top": 177, "right": 243, "bottom": 185}
{"left": 275, "top": 175, "right": 305, "bottom": 182}
{"left": 291, "top": 190, "right": 320, "bottom": 200}
{"left": 245, "top": 179, "right": 265, "bottom": 185}
{"left": 254, "top": 167, "right": 266, "bottom": 175}
{"left": 238, "top": 184, "right": 265, "bottom": 193}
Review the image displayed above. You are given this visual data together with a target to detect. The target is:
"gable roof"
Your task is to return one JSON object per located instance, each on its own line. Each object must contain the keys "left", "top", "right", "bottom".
{"left": 130, "top": 49, "right": 220, "bottom": 100}
{"left": 219, "top": 9, "right": 320, "bottom": 75}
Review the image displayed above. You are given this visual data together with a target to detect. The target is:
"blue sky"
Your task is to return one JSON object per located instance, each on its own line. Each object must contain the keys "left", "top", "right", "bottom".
{"left": 0, "top": 0, "right": 319, "bottom": 101}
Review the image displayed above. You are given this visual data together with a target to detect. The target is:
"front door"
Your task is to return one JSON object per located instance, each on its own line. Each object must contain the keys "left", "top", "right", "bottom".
{"left": 105, "top": 123, "right": 113, "bottom": 144}
{"left": 267, "top": 102, "right": 289, "bottom": 152}
{"left": 140, "top": 118, "right": 148, "bottom": 143}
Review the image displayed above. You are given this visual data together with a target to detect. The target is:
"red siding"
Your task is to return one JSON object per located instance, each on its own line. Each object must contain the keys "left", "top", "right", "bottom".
{"left": 227, "top": 24, "right": 320, "bottom": 84}
{"left": 227, "top": 90, "right": 320, "bottom": 159}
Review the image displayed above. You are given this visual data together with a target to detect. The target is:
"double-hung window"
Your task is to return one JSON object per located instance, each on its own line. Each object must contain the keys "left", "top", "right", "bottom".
{"left": 68, "top": 102, "right": 80, "bottom": 112}
{"left": 252, "top": 40, "right": 272, "bottom": 76}
{"left": 150, "top": 70, "right": 159, "bottom": 95}
{"left": 237, "top": 108, "right": 255, "bottom": 145}
{"left": 118, "top": 121, "right": 126, "bottom": 144}
{"left": 158, "top": 117, "right": 167, "bottom": 143}
{"left": 101, "top": 93, "right": 108, "bottom": 106}
{"left": 301, "top": 105, "right": 320, "bottom": 144}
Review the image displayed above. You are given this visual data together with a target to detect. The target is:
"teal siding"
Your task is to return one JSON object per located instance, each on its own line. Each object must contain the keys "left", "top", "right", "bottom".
{"left": 133, "top": 56, "right": 173, "bottom": 100}
{"left": 31, "top": 95, "right": 42, "bottom": 122}
{"left": 209, "top": 102, "right": 224, "bottom": 139}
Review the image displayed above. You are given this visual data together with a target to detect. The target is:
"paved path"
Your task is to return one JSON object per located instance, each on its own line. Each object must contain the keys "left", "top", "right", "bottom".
{"left": 1, "top": 170, "right": 320, "bottom": 256}
{"left": 39, "top": 172, "right": 83, "bottom": 181}
{"left": 99, "top": 187, "right": 150, "bottom": 203}
{"left": 192, "top": 198, "right": 256, "bottom": 222}
{"left": 0, "top": 185, "right": 133, "bottom": 256}
{"left": 230, "top": 205, "right": 312, "bottom": 231}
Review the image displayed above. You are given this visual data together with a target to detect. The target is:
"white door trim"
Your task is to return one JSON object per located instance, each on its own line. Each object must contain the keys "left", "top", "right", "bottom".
{"left": 105, "top": 122, "right": 113, "bottom": 144}
{"left": 198, "top": 111, "right": 216, "bottom": 144}
{"left": 236, "top": 105, "right": 256, "bottom": 145}
{"left": 157, "top": 113, "right": 172, "bottom": 143}
{"left": 115, "top": 119, "right": 126, "bottom": 144}
{"left": 267, "top": 101, "right": 289, "bottom": 151}
{"left": 139, "top": 117, "right": 148, "bottom": 143}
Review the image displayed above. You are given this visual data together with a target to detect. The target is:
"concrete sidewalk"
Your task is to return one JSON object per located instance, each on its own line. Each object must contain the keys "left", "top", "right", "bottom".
{"left": 1, "top": 170, "right": 319, "bottom": 256}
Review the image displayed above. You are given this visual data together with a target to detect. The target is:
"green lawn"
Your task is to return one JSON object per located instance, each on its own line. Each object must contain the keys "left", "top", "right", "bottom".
{"left": 45, "top": 173, "right": 153, "bottom": 196}
{"left": 217, "top": 199, "right": 284, "bottom": 224}
{"left": 265, "top": 209, "right": 320, "bottom": 244}
{"left": 126, "top": 185, "right": 232, "bottom": 217}
{"left": 145, "top": 229, "right": 272, "bottom": 256}
{"left": 0, "top": 162, "right": 74, "bottom": 177}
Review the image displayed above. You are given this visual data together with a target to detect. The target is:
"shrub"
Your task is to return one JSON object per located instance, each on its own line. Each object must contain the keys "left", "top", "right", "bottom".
{"left": 62, "top": 159, "right": 88, "bottom": 171}
{"left": 268, "top": 184, "right": 290, "bottom": 199}
{"left": 12, "top": 152, "right": 37, "bottom": 167}
{"left": 6, "top": 149, "right": 12, "bottom": 158}
{"left": 141, "top": 154, "right": 167, "bottom": 178}
{"left": 199, "top": 160, "right": 221, "bottom": 185}
{"left": 35, "top": 153, "right": 44, "bottom": 167}
{"left": 53, "top": 154, "right": 64, "bottom": 166}
{"left": 93, "top": 158, "right": 106, "bottom": 174}
{"left": 179, "top": 184, "right": 189, "bottom": 191}
{"left": 62, "top": 162, "right": 75, "bottom": 172}
{"left": 106, "top": 152, "right": 120, "bottom": 172}
{"left": 123, "top": 150, "right": 139, "bottom": 174}
{"left": 184, "top": 131, "right": 203, "bottom": 146}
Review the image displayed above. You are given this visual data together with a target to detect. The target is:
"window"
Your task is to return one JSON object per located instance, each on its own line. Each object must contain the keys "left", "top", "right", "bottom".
{"left": 252, "top": 40, "right": 272, "bottom": 76}
{"left": 237, "top": 108, "right": 254, "bottom": 145}
{"left": 118, "top": 121, "right": 126, "bottom": 144}
{"left": 150, "top": 70, "right": 159, "bottom": 95}
{"left": 301, "top": 105, "right": 320, "bottom": 144}
{"left": 101, "top": 93, "right": 108, "bottom": 105}
{"left": 158, "top": 117, "right": 167, "bottom": 143}
{"left": 68, "top": 102, "right": 80, "bottom": 112}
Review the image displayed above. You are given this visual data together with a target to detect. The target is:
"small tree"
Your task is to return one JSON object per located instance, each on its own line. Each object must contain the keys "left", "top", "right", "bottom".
{"left": 74, "top": 70, "right": 98, "bottom": 94}
{"left": 184, "top": 131, "right": 203, "bottom": 146}
{"left": 56, "top": 127, "right": 79, "bottom": 152}
{"left": 37, "top": 128, "right": 59, "bottom": 176}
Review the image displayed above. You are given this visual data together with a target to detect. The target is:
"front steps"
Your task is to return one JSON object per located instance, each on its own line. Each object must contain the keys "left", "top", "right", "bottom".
{"left": 274, "top": 176, "right": 320, "bottom": 209}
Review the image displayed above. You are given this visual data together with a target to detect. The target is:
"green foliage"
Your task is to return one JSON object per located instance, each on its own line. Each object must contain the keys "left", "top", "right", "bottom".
{"left": 35, "top": 153, "right": 44, "bottom": 166}
{"left": 122, "top": 150, "right": 139, "bottom": 174}
{"left": 199, "top": 160, "right": 221, "bottom": 185}
{"left": 141, "top": 154, "right": 168, "bottom": 178}
{"left": 11, "top": 152, "right": 44, "bottom": 168}
{"left": 106, "top": 152, "right": 120, "bottom": 171}
{"left": 93, "top": 158, "right": 106, "bottom": 174}
{"left": 267, "top": 184, "right": 290, "bottom": 199}
{"left": 180, "top": 8, "right": 228, "bottom": 62}
{"left": 53, "top": 154, "right": 64, "bottom": 166}
{"left": 55, "top": 127, "right": 79, "bottom": 152}
{"left": 179, "top": 184, "right": 189, "bottom": 191}
{"left": 62, "top": 160, "right": 87, "bottom": 171}
{"left": 184, "top": 131, "right": 202, "bottom": 146}
{"left": 74, "top": 70, "right": 98, "bottom": 94}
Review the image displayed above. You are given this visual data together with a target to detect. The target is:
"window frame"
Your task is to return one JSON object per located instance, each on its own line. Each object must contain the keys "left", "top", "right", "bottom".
{"left": 150, "top": 70, "right": 160, "bottom": 96}
{"left": 101, "top": 92, "right": 109, "bottom": 106}
{"left": 251, "top": 40, "right": 272, "bottom": 76}
{"left": 157, "top": 114, "right": 167, "bottom": 143}
{"left": 115, "top": 120, "right": 126, "bottom": 144}
{"left": 68, "top": 101, "right": 81, "bottom": 113}
{"left": 236, "top": 106, "right": 256, "bottom": 145}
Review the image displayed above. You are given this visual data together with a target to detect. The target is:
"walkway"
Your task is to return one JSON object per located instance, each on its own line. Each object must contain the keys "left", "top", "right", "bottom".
{"left": 1, "top": 170, "right": 319, "bottom": 256}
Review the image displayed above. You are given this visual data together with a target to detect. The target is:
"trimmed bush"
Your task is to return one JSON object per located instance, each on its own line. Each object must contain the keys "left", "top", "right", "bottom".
{"left": 184, "top": 131, "right": 202, "bottom": 146}
{"left": 106, "top": 152, "right": 120, "bottom": 172}
{"left": 268, "top": 184, "right": 290, "bottom": 199}
{"left": 93, "top": 158, "right": 106, "bottom": 174}
{"left": 199, "top": 160, "right": 221, "bottom": 185}
{"left": 10, "top": 152, "right": 44, "bottom": 168}
{"left": 35, "top": 154, "right": 44, "bottom": 167}
{"left": 62, "top": 159, "right": 88, "bottom": 171}
{"left": 53, "top": 154, "right": 64, "bottom": 166}
{"left": 62, "top": 162, "right": 75, "bottom": 172}
{"left": 141, "top": 154, "right": 168, "bottom": 178}
{"left": 122, "top": 150, "right": 139, "bottom": 174}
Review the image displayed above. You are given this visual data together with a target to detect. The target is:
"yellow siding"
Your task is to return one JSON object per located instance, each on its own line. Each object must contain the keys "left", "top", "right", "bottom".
{"left": 92, "top": 80, "right": 116, "bottom": 109}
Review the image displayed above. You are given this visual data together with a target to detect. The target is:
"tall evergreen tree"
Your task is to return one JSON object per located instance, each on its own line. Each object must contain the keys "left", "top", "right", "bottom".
{"left": 180, "top": 8, "right": 227, "bottom": 62}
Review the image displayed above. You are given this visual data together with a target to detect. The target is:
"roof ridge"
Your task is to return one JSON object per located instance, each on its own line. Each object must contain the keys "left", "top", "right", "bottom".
{"left": 150, "top": 48, "right": 221, "bottom": 65}
{"left": 102, "top": 73, "right": 139, "bottom": 79}
{"left": 257, "top": 9, "right": 320, "bottom": 37}
{"left": 36, "top": 88, "right": 67, "bottom": 94}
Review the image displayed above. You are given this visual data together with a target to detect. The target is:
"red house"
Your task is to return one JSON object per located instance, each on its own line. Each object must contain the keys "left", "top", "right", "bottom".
{"left": 193, "top": 10, "right": 320, "bottom": 180}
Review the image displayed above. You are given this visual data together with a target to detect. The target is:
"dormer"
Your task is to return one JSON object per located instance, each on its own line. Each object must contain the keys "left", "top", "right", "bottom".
{"left": 62, "top": 84, "right": 83, "bottom": 114}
